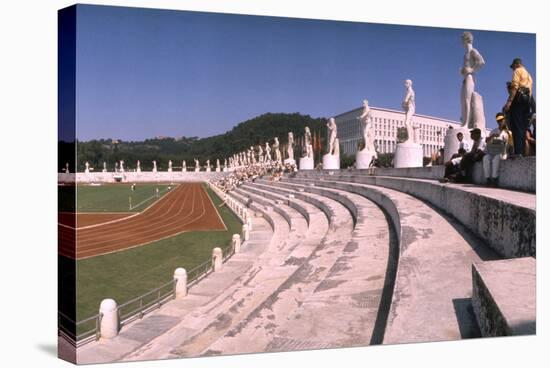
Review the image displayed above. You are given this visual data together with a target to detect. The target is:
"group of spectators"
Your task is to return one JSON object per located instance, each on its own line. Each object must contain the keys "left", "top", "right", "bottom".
{"left": 214, "top": 160, "right": 297, "bottom": 192}
{"left": 441, "top": 58, "right": 535, "bottom": 186}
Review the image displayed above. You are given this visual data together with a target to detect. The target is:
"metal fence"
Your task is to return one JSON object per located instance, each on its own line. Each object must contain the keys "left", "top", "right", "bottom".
{"left": 59, "top": 238, "right": 236, "bottom": 347}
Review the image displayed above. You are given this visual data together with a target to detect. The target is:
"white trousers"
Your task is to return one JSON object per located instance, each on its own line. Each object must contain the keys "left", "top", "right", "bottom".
{"left": 482, "top": 154, "right": 502, "bottom": 178}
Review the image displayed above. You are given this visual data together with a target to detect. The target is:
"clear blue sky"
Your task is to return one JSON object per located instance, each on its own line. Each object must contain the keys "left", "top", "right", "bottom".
{"left": 74, "top": 4, "right": 536, "bottom": 141}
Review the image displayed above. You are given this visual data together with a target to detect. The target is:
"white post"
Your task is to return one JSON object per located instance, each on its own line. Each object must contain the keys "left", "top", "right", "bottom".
{"left": 99, "top": 299, "right": 118, "bottom": 339}
{"left": 173, "top": 268, "right": 187, "bottom": 298}
{"left": 232, "top": 234, "right": 242, "bottom": 253}
{"left": 212, "top": 247, "right": 223, "bottom": 271}
{"left": 242, "top": 224, "right": 250, "bottom": 241}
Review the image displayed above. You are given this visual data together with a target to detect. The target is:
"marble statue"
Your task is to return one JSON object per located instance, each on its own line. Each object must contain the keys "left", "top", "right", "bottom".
{"left": 460, "top": 31, "right": 486, "bottom": 129}
{"left": 402, "top": 79, "right": 416, "bottom": 143}
{"left": 358, "top": 99, "right": 375, "bottom": 152}
{"left": 102, "top": 162, "right": 107, "bottom": 173}
{"left": 182, "top": 160, "right": 186, "bottom": 171}
{"left": 168, "top": 160, "right": 172, "bottom": 172}
{"left": 258, "top": 145, "right": 264, "bottom": 163}
{"left": 326, "top": 118, "right": 338, "bottom": 155}
{"left": 152, "top": 160, "right": 157, "bottom": 173}
{"left": 265, "top": 142, "right": 272, "bottom": 161}
{"left": 273, "top": 137, "right": 282, "bottom": 162}
{"left": 136, "top": 160, "right": 141, "bottom": 173}
{"left": 194, "top": 158, "right": 199, "bottom": 171}
{"left": 216, "top": 159, "right": 220, "bottom": 168}
{"left": 206, "top": 159, "right": 210, "bottom": 168}
{"left": 85, "top": 161, "right": 90, "bottom": 173}
{"left": 287, "top": 132, "right": 294, "bottom": 160}
{"left": 304, "top": 127, "right": 313, "bottom": 159}
{"left": 119, "top": 160, "right": 125, "bottom": 172}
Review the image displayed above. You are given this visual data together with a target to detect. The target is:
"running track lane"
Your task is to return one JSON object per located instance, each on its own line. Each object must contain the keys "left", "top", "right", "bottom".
{"left": 58, "top": 183, "right": 226, "bottom": 260}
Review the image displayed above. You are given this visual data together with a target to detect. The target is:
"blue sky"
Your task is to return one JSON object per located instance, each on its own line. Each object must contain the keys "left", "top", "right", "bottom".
{"left": 73, "top": 4, "right": 536, "bottom": 141}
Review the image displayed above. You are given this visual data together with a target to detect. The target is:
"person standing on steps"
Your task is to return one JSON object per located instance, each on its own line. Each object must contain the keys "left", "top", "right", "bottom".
{"left": 503, "top": 58, "right": 533, "bottom": 156}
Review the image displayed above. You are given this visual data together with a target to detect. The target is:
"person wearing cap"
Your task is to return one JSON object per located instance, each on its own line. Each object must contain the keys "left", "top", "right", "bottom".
{"left": 483, "top": 113, "right": 512, "bottom": 187}
{"left": 503, "top": 58, "right": 533, "bottom": 155}
{"left": 459, "top": 128, "right": 486, "bottom": 182}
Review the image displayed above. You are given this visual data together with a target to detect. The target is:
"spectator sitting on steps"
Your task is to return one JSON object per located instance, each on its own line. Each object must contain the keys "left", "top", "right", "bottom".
{"left": 483, "top": 113, "right": 512, "bottom": 187}
{"left": 459, "top": 128, "right": 486, "bottom": 183}
{"left": 456, "top": 132, "right": 471, "bottom": 153}
{"left": 439, "top": 148, "right": 467, "bottom": 183}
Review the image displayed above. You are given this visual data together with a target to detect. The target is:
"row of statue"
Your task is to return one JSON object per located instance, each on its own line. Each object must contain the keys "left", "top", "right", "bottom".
{"left": 73, "top": 32, "right": 486, "bottom": 174}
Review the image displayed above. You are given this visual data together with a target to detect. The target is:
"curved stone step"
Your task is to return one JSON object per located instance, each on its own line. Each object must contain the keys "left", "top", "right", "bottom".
{"left": 241, "top": 179, "right": 395, "bottom": 349}
{"left": 110, "top": 186, "right": 333, "bottom": 360}
{"left": 291, "top": 171, "right": 535, "bottom": 258}
{"left": 279, "top": 176, "right": 502, "bottom": 344}
{"left": 201, "top": 182, "right": 380, "bottom": 354}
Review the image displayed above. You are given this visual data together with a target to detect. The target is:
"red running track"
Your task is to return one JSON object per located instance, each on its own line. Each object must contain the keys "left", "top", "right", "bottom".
{"left": 58, "top": 183, "right": 226, "bottom": 260}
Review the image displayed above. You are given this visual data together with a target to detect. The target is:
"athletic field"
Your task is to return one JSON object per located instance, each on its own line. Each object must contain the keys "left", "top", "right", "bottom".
{"left": 57, "top": 183, "right": 241, "bottom": 326}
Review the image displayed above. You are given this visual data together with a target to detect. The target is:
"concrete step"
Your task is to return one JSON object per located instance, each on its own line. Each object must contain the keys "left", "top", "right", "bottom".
{"left": 291, "top": 171, "right": 535, "bottom": 259}
{"left": 243, "top": 179, "right": 395, "bottom": 349}
{"left": 109, "top": 189, "right": 333, "bottom": 360}
{"left": 197, "top": 182, "right": 357, "bottom": 355}
{"left": 278, "top": 176, "right": 502, "bottom": 344}
{"left": 472, "top": 257, "right": 536, "bottom": 337}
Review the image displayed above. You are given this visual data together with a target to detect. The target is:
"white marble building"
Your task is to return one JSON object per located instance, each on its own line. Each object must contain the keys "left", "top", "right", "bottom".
{"left": 334, "top": 106, "right": 463, "bottom": 157}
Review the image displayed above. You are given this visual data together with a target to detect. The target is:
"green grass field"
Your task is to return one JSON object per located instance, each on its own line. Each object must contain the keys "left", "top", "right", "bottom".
{"left": 76, "top": 183, "right": 172, "bottom": 212}
{"left": 75, "top": 184, "right": 242, "bottom": 326}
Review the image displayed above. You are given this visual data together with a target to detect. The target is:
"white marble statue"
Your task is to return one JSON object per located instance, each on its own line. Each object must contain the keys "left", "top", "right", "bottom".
{"left": 326, "top": 118, "right": 338, "bottom": 155}
{"left": 287, "top": 132, "right": 294, "bottom": 160}
{"left": 85, "top": 161, "right": 90, "bottom": 173}
{"left": 182, "top": 160, "right": 186, "bottom": 171}
{"left": 216, "top": 159, "right": 220, "bottom": 168}
{"left": 194, "top": 158, "right": 199, "bottom": 170}
{"left": 304, "top": 126, "right": 313, "bottom": 159}
{"left": 224, "top": 158, "right": 227, "bottom": 168}
{"left": 460, "top": 31, "right": 486, "bottom": 129}
{"left": 358, "top": 99, "right": 375, "bottom": 151}
{"left": 152, "top": 160, "right": 157, "bottom": 173}
{"left": 402, "top": 79, "right": 416, "bottom": 143}
{"left": 102, "top": 162, "right": 107, "bottom": 173}
{"left": 119, "top": 160, "right": 125, "bottom": 172}
{"left": 265, "top": 142, "right": 272, "bottom": 161}
{"left": 273, "top": 137, "right": 282, "bottom": 162}
{"left": 136, "top": 160, "right": 141, "bottom": 173}
{"left": 167, "top": 160, "right": 172, "bottom": 172}
{"left": 258, "top": 145, "right": 264, "bottom": 162}
{"left": 206, "top": 159, "right": 211, "bottom": 168}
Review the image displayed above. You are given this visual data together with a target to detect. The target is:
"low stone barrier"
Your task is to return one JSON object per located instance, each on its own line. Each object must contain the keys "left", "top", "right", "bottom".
{"left": 472, "top": 257, "right": 536, "bottom": 336}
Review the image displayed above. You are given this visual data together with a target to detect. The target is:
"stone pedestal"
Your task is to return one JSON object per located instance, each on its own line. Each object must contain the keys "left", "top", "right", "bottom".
{"left": 206, "top": 167, "right": 211, "bottom": 172}
{"left": 322, "top": 154, "right": 340, "bottom": 170}
{"left": 99, "top": 299, "right": 118, "bottom": 339}
{"left": 173, "top": 268, "right": 187, "bottom": 298}
{"left": 299, "top": 157, "right": 314, "bottom": 170}
{"left": 356, "top": 150, "right": 377, "bottom": 169}
{"left": 284, "top": 158, "right": 296, "bottom": 166}
{"left": 394, "top": 143, "right": 423, "bottom": 168}
{"left": 443, "top": 127, "right": 472, "bottom": 162}
{"left": 215, "top": 167, "right": 220, "bottom": 172}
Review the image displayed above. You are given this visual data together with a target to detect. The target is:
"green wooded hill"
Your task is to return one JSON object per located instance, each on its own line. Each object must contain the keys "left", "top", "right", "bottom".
{"left": 67, "top": 113, "right": 327, "bottom": 172}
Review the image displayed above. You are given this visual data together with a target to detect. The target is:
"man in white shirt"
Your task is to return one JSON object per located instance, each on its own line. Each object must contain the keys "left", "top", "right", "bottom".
{"left": 457, "top": 132, "right": 471, "bottom": 152}
{"left": 483, "top": 113, "right": 511, "bottom": 187}
{"left": 460, "top": 128, "right": 486, "bottom": 182}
